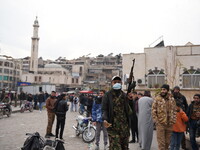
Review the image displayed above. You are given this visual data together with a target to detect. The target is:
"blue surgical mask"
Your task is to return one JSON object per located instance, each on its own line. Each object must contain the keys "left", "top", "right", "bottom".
{"left": 112, "top": 83, "right": 122, "bottom": 90}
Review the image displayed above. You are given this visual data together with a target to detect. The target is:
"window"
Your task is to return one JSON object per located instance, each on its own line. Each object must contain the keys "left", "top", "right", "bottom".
{"left": 0, "top": 68, "right": 2, "bottom": 73}
{"left": 10, "top": 70, "right": 13, "bottom": 74}
{"left": 3, "top": 76, "right": 8, "bottom": 81}
{"left": 4, "top": 62, "right": 9, "bottom": 67}
{"left": 76, "top": 78, "right": 78, "bottom": 83}
{"left": 79, "top": 67, "right": 83, "bottom": 76}
{"left": 0, "top": 61, "right": 3, "bottom": 66}
{"left": 182, "top": 68, "right": 200, "bottom": 88}
{"left": 0, "top": 76, "right": 2, "bottom": 80}
{"left": 39, "top": 76, "right": 42, "bottom": 82}
{"left": 147, "top": 68, "right": 165, "bottom": 88}
{"left": 72, "top": 78, "right": 74, "bottom": 83}
{"left": 4, "top": 69, "right": 9, "bottom": 74}
{"left": 35, "top": 76, "right": 37, "bottom": 82}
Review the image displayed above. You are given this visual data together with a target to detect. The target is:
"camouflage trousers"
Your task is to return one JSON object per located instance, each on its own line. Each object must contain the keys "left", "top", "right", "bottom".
{"left": 46, "top": 112, "right": 55, "bottom": 134}
{"left": 107, "top": 130, "right": 129, "bottom": 150}
{"left": 156, "top": 124, "right": 173, "bottom": 150}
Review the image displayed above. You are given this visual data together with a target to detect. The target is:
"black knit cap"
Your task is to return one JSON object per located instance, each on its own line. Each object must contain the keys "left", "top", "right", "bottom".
{"left": 161, "top": 84, "right": 170, "bottom": 91}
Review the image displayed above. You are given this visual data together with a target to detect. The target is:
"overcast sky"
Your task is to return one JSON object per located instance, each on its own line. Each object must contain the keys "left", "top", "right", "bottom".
{"left": 0, "top": 0, "right": 200, "bottom": 60}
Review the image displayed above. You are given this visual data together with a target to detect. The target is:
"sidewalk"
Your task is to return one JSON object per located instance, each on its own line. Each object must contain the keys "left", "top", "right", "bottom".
{"left": 11, "top": 106, "right": 21, "bottom": 113}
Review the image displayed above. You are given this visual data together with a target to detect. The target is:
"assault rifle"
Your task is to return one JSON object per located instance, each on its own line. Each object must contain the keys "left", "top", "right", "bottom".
{"left": 127, "top": 59, "right": 136, "bottom": 94}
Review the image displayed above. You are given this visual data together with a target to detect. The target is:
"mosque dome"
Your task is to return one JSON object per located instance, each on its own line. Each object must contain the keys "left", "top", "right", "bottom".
{"left": 44, "top": 63, "right": 62, "bottom": 68}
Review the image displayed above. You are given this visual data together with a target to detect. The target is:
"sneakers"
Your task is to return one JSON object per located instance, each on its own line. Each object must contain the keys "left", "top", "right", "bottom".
{"left": 49, "top": 133, "right": 55, "bottom": 137}
{"left": 129, "top": 140, "right": 135, "bottom": 143}
{"left": 45, "top": 133, "right": 55, "bottom": 138}
{"left": 95, "top": 145, "right": 99, "bottom": 150}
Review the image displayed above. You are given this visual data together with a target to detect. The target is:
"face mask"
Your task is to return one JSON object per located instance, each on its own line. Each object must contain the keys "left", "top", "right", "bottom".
{"left": 112, "top": 83, "right": 122, "bottom": 90}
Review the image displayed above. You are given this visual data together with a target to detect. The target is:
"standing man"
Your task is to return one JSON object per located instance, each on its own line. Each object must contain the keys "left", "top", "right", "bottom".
{"left": 92, "top": 90, "right": 108, "bottom": 150}
{"left": 55, "top": 94, "right": 69, "bottom": 140}
{"left": 138, "top": 91, "right": 154, "bottom": 150}
{"left": 187, "top": 94, "right": 200, "bottom": 150}
{"left": 8, "top": 89, "right": 14, "bottom": 105}
{"left": 38, "top": 91, "right": 45, "bottom": 112}
{"left": 19, "top": 91, "right": 26, "bottom": 107}
{"left": 172, "top": 86, "right": 188, "bottom": 150}
{"left": 128, "top": 92, "right": 138, "bottom": 143}
{"left": 0, "top": 89, "right": 6, "bottom": 101}
{"left": 73, "top": 95, "right": 79, "bottom": 112}
{"left": 45, "top": 91, "right": 57, "bottom": 138}
{"left": 152, "top": 84, "right": 177, "bottom": 150}
{"left": 102, "top": 76, "right": 131, "bottom": 150}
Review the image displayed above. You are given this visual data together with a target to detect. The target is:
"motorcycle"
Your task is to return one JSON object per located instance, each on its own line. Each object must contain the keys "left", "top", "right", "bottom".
{"left": 20, "top": 101, "right": 33, "bottom": 113}
{"left": 72, "top": 115, "right": 96, "bottom": 143}
{"left": 0, "top": 102, "right": 12, "bottom": 118}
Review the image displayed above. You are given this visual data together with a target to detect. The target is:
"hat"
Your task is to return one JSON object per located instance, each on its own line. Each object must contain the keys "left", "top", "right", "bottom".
{"left": 111, "top": 76, "right": 121, "bottom": 81}
{"left": 173, "top": 86, "right": 180, "bottom": 91}
{"left": 161, "top": 84, "right": 170, "bottom": 91}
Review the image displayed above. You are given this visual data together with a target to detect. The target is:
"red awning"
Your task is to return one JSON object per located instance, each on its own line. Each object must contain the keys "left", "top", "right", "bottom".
{"left": 79, "top": 90, "right": 93, "bottom": 94}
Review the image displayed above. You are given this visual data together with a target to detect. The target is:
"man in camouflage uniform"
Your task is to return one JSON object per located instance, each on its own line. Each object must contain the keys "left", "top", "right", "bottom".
{"left": 102, "top": 76, "right": 131, "bottom": 150}
{"left": 152, "top": 84, "right": 177, "bottom": 150}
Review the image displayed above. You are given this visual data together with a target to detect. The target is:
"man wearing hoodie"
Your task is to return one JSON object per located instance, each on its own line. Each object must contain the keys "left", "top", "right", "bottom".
{"left": 92, "top": 90, "right": 108, "bottom": 150}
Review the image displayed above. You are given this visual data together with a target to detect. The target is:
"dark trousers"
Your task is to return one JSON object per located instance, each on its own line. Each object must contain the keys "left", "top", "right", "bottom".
{"left": 130, "top": 117, "right": 138, "bottom": 142}
{"left": 189, "top": 119, "right": 199, "bottom": 150}
{"left": 55, "top": 115, "right": 66, "bottom": 139}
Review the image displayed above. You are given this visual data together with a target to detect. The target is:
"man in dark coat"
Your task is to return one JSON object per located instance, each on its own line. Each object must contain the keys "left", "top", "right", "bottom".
{"left": 102, "top": 76, "right": 131, "bottom": 150}
{"left": 128, "top": 92, "right": 138, "bottom": 143}
{"left": 172, "top": 86, "right": 188, "bottom": 149}
{"left": 55, "top": 94, "right": 69, "bottom": 140}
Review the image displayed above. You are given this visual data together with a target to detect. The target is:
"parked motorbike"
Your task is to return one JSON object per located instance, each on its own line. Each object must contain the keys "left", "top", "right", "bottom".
{"left": 0, "top": 102, "right": 12, "bottom": 118}
{"left": 20, "top": 101, "right": 33, "bottom": 113}
{"left": 72, "top": 115, "right": 96, "bottom": 143}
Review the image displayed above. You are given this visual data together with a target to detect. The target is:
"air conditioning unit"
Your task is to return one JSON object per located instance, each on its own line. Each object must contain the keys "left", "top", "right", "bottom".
{"left": 137, "top": 78, "right": 146, "bottom": 85}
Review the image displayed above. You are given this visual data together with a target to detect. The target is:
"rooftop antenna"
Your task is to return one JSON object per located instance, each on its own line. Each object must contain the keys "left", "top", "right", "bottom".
{"left": 149, "top": 36, "right": 163, "bottom": 47}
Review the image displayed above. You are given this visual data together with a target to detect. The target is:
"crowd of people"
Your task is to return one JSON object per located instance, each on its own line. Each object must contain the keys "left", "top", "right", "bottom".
{"left": 0, "top": 76, "right": 200, "bottom": 150}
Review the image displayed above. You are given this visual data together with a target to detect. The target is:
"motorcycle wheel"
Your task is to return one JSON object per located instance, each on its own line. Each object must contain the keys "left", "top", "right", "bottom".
{"left": 29, "top": 106, "right": 33, "bottom": 112}
{"left": 82, "top": 126, "right": 96, "bottom": 143}
{"left": 7, "top": 111, "right": 11, "bottom": 117}
{"left": 0, "top": 109, "right": 3, "bottom": 119}
{"left": 78, "top": 108, "right": 83, "bottom": 115}
{"left": 20, "top": 107, "right": 25, "bottom": 113}
{"left": 75, "top": 123, "right": 80, "bottom": 136}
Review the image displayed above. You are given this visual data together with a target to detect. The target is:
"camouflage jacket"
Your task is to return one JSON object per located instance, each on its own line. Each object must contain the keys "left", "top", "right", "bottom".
{"left": 152, "top": 93, "right": 177, "bottom": 126}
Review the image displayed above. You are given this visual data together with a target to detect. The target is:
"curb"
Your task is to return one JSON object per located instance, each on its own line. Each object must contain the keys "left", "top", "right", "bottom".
{"left": 12, "top": 109, "right": 21, "bottom": 113}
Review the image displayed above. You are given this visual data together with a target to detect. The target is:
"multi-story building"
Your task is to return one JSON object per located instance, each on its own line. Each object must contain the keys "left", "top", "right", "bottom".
{"left": 84, "top": 54, "right": 122, "bottom": 90}
{"left": 123, "top": 42, "right": 200, "bottom": 100}
{"left": 0, "top": 55, "right": 21, "bottom": 90}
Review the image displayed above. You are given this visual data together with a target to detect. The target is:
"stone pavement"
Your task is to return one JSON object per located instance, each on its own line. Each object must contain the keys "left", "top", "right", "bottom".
{"left": 0, "top": 107, "right": 196, "bottom": 150}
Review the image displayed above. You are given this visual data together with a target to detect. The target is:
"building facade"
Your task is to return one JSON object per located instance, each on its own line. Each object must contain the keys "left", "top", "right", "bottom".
{"left": 0, "top": 55, "right": 21, "bottom": 90}
{"left": 123, "top": 42, "right": 200, "bottom": 91}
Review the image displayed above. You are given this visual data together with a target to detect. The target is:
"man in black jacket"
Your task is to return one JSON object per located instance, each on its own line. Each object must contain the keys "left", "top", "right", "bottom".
{"left": 55, "top": 94, "right": 69, "bottom": 140}
{"left": 102, "top": 76, "right": 131, "bottom": 150}
{"left": 173, "top": 86, "right": 188, "bottom": 150}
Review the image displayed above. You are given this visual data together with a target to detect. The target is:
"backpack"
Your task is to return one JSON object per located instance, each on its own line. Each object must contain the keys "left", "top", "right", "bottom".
{"left": 21, "top": 132, "right": 44, "bottom": 150}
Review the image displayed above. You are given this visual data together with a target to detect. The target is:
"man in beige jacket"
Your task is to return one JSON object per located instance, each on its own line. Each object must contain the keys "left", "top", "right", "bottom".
{"left": 152, "top": 84, "right": 177, "bottom": 150}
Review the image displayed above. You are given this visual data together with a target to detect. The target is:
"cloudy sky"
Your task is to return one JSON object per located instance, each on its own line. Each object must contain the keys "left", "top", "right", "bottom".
{"left": 0, "top": 0, "right": 200, "bottom": 60}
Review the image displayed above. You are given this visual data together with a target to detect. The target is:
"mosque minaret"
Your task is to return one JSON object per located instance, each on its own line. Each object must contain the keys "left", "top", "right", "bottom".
{"left": 30, "top": 16, "right": 39, "bottom": 73}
